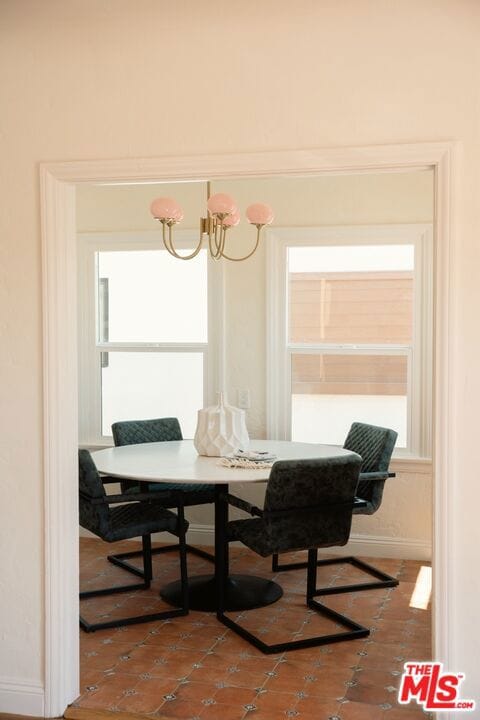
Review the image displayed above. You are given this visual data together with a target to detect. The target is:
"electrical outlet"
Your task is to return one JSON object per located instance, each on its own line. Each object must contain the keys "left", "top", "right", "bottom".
{"left": 237, "top": 389, "right": 251, "bottom": 409}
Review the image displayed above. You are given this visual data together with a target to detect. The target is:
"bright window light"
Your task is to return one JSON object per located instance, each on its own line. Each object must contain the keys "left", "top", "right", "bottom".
{"left": 409, "top": 565, "right": 432, "bottom": 610}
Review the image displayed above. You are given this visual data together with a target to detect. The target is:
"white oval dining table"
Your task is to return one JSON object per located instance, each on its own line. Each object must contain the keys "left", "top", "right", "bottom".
{"left": 91, "top": 439, "right": 357, "bottom": 612}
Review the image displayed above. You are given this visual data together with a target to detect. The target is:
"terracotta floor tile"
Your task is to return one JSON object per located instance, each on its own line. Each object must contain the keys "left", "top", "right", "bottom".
{"left": 294, "top": 695, "right": 341, "bottom": 717}
{"left": 116, "top": 643, "right": 172, "bottom": 675}
{"left": 396, "top": 644, "right": 432, "bottom": 663}
{"left": 172, "top": 680, "right": 220, "bottom": 703}
{"left": 115, "top": 677, "right": 175, "bottom": 713}
{"left": 156, "top": 697, "right": 205, "bottom": 718}
{"left": 239, "top": 713, "right": 286, "bottom": 720}
{"left": 311, "top": 640, "right": 369, "bottom": 670}
{"left": 108, "top": 622, "right": 161, "bottom": 644}
{"left": 369, "top": 619, "right": 413, "bottom": 645}
{"left": 76, "top": 539, "right": 432, "bottom": 718}
{"left": 345, "top": 668, "right": 399, "bottom": 706}
{"left": 79, "top": 641, "right": 137, "bottom": 671}
{"left": 302, "top": 668, "right": 354, "bottom": 699}
{"left": 214, "top": 685, "right": 258, "bottom": 705}
{"left": 159, "top": 648, "right": 210, "bottom": 677}
{"left": 336, "top": 699, "right": 385, "bottom": 719}
{"left": 200, "top": 651, "right": 243, "bottom": 670}
{"left": 220, "top": 668, "right": 269, "bottom": 690}
{"left": 142, "top": 625, "right": 193, "bottom": 647}
{"left": 79, "top": 634, "right": 115, "bottom": 655}
{"left": 199, "top": 700, "right": 251, "bottom": 720}
{"left": 257, "top": 713, "right": 331, "bottom": 720}
{"left": 262, "top": 661, "right": 319, "bottom": 694}
{"left": 81, "top": 669, "right": 118, "bottom": 690}
{"left": 356, "top": 667, "right": 400, "bottom": 687}
{"left": 356, "top": 640, "right": 406, "bottom": 667}
{"left": 251, "top": 689, "right": 299, "bottom": 714}
{"left": 186, "top": 664, "right": 229, "bottom": 685}
{"left": 75, "top": 672, "right": 139, "bottom": 710}
{"left": 386, "top": 709, "right": 434, "bottom": 720}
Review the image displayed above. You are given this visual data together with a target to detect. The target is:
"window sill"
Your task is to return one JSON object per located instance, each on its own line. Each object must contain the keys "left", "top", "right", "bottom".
{"left": 79, "top": 441, "right": 113, "bottom": 451}
{"left": 390, "top": 456, "right": 432, "bottom": 474}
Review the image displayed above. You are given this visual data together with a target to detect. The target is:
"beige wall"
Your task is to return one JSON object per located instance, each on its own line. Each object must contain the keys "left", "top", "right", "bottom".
{"left": 1, "top": 0, "right": 480, "bottom": 708}
{"left": 77, "top": 182, "right": 207, "bottom": 232}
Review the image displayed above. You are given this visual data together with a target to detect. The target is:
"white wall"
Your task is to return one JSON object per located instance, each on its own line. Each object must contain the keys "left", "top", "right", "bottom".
{"left": 1, "top": 0, "right": 479, "bottom": 713}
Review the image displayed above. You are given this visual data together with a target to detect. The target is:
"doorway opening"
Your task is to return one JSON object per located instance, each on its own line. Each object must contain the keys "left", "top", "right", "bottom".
{"left": 40, "top": 144, "right": 454, "bottom": 717}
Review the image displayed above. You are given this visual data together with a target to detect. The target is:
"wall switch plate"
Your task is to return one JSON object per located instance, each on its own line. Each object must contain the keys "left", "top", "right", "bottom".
{"left": 237, "top": 389, "right": 251, "bottom": 409}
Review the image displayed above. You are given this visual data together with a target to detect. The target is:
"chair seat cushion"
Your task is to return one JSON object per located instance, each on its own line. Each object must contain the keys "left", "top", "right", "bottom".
{"left": 228, "top": 512, "right": 351, "bottom": 558}
{"left": 102, "top": 503, "right": 188, "bottom": 543}
{"left": 126, "top": 482, "right": 215, "bottom": 505}
{"left": 228, "top": 518, "right": 272, "bottom": 556}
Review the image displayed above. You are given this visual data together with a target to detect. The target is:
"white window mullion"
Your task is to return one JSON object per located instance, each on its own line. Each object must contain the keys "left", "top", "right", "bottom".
{"left": 266, "top": 231, "right": 289, "bottom": 439}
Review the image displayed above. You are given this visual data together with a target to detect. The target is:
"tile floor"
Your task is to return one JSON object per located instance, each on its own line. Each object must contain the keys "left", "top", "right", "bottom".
{"left": 75, "top": 538, "right": 432, "bottom": 719}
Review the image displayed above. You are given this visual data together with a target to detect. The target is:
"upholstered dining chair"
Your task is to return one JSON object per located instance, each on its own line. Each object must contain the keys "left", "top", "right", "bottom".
{"left": 217, "top": 455, "right": 370, "bottom": 654}
{"left": 272, "top": 422, "right": 399, "bottom": 594}
{"left": 107, "top": 417, "right": 215, "bottom": 579}
{"left": 79, "top": 449, "right": 189, "bottom": 632}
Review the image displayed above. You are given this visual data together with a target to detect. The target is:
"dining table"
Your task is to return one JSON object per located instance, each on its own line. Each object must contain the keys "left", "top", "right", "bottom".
{"left": 91, "top": 439, "right": 359, "bottom": 613}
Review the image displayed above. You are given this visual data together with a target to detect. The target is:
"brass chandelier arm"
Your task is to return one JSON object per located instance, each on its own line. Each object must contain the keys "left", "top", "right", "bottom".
{"left": 208, "top": 233, "right": 222, "bottom": 260}
{"left": 208, "top": 217, "right": 226, "bottom": 260}
{"left": 161, "top": 221, "right": 204, "bottom": 260}
{"left": 158, "top": 217, "right": 264, "bottom": 262}
{"left": 220, "top": 225, "right": 262, "bottom": 262}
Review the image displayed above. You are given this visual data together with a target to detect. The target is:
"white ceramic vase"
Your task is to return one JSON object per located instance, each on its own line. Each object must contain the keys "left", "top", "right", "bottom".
{"left": 193, "top": 392, "right": 250, "bottom": 457}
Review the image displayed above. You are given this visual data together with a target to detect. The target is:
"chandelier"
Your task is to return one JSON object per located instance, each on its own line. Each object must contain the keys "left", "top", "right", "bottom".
{"left": 150, "top": 183, "right": 274, "bottom": 261}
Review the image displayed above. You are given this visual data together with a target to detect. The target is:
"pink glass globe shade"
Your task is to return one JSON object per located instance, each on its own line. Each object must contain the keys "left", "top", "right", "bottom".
{"left": 222, "top": 209, "right": 241, "bottom": 227}
{"left": 150, "top": 197, "right": 184, "bottom": 221}
{"left": 246, "top": 203, "right": 274, "bottom": 226}
{"left": 207, "top": 193, "right": 237, "bottom": 216}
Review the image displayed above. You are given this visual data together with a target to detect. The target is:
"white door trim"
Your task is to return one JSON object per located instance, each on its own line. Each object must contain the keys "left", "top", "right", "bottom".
{"left": 40, "top": 142, "right": 457, "bottom": 717}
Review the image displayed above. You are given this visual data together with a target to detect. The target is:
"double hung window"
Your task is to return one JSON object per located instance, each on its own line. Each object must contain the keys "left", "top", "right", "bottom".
{"left": 267, "top": 225, "right": 433, "bottom": 457}
{"left": 78, "top": 231, "right": 220, "bottom": 445}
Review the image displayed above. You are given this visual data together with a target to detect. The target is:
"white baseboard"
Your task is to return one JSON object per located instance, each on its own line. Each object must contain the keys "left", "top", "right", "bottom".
{"left": 343, "top": 532, "right": 431, "bottom": 561}
{"left": 0, "top": 678, "right": 44, "bottom": 717}
{"left": 185, "top": 525, "right": 432, "bottom": 561}
{"left": 80, "top": 524, "right": 432, "bottom": 562}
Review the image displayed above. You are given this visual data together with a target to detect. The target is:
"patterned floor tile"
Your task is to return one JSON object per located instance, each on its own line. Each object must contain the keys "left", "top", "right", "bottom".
{"left": 74, "top": 538, "right": 431, "bottom": 719}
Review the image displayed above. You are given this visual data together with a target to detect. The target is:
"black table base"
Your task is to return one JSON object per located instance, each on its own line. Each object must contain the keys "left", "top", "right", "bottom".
{"left": 161, "top": 573, "right": 283, "bottom": 612}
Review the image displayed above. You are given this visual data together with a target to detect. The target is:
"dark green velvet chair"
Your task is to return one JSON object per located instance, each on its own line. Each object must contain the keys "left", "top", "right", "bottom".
{"left": 107, "top": 418, "right": 215, "bottom": 579}
{"left": 217, "top": 455, "right": 369, "bottom": 654}
{"left": 272, "top": 422, "right": 399, "bottom": 594}
{"left": 79, "top": 449, "right": 189, "bottom": 632}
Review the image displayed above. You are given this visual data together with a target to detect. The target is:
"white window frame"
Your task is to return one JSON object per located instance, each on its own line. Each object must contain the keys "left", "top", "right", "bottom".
{"left": 77, "top": 230, "right": 223, "bottom": 446}
{"left": 266, "top": 223, "right": 433, "bottom": 458}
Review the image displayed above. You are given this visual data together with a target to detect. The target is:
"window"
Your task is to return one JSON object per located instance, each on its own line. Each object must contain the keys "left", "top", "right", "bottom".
{"left": 78, "top": 231, "right": 221, "bottom": 445}
{"left": 267, "top": 225, "right": 433, "bottom": 457}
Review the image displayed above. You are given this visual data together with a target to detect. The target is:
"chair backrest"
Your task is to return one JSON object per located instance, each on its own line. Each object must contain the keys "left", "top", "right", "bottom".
{"left": 343, "top": 422, "right": 397, "bottom": 512}
{"left": 263, "top": 455, "right": 362, "bottom": 554}
{"left": 78, "top": 449, "right": 110, "bottom": 537}
{"left": 112, "top": 417, "right": 183, "bottom": 446}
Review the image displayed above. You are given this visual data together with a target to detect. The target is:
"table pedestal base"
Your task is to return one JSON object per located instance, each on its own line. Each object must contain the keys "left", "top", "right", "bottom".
{"left": 161, "top": 573, "right": 283, "bottom": 612}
